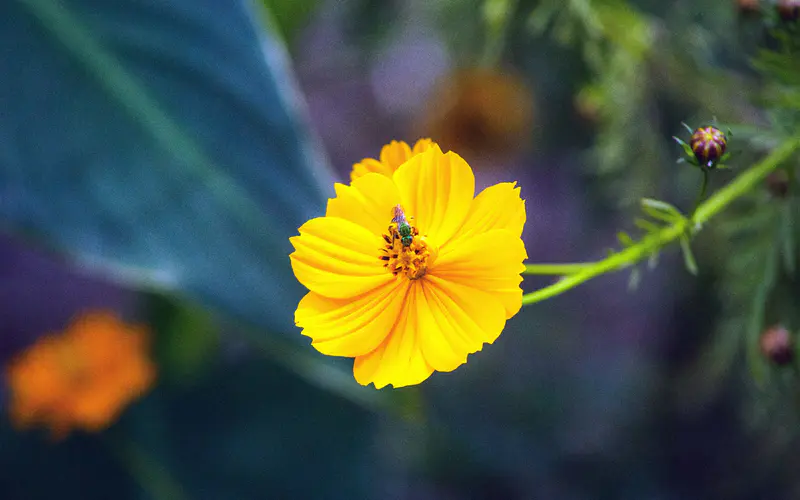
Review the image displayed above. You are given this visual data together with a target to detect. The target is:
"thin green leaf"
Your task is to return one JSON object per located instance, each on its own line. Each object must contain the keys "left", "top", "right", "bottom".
{"left": 634, "top": 217, "right": 660, "bottom": 233}
{"left": 641, "top": 198, "right": 685, "bottom": 223}
{"left": 781, "top": 202, "right": 796, "bottom": 275}
{"left": 679, "top": 235, "right": 698, "bottom": 275}
{"left": 746, "top": 246, "right": 779, "bottom": 385}
{"left": 717, "top": 209, "right": 777, "bottom": 236}
{"left": 641, "top": 198, "right": 683, "bottom": 217}
{"left": 617, "top": 231, "right": 634, "bottom": 247}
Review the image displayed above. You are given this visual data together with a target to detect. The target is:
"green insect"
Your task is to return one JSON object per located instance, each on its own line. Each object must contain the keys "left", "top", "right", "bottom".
{"left": 392, "top": 205, "right": 414, "bottom": 247}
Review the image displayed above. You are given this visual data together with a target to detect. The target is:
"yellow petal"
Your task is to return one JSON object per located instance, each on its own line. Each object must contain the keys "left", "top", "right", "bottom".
{"left": 379, "top": 140, "right": 413, "bottom": 168}
{"left": 351, "top": 158, "right": 393, "bottom": 181}
{"left": 353, "top": 283, "right": 434, "bottom": 388}
{"left": 431, "top": 230, "right": 526, "bottom": 318}
{"left": 325, "top": 173, "right": 401, "bottom": 236}
{"left": 350, "top": 139, "right": 438, "bottom": 181}
{"left": 393, "top": 148, "right": 474, "bottom": 248}
{"left": 451, "top": 182, "right": 526, "bottom": 243}
{"left": 290, "top": 217, "right": 392, "bottom": 298}
{"left": 416, "top": 277, "right": 506, "bottom": 371}
{"left": 295, "top": 279, "right": 410, "bottom": 357}
{"left": 411, "top": 138, "right": 436, "bottom": 155}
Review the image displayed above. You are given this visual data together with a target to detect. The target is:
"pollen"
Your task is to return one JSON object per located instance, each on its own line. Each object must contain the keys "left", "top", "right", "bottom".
{"left": 380, "top": 215, "right": 436, "bottom": 280}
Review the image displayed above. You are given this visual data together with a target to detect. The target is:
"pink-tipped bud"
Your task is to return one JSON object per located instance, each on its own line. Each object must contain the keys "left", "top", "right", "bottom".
{"left": 690, "top": 126, "right": 728, "bottom": 167}
{"left": 760, "top": 325, "right": 794, "bottom": 366}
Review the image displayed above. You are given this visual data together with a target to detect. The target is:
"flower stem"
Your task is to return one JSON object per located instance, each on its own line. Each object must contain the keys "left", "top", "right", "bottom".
{"left": 521, "top": 135, "right": 800, "bottom": 306}
{"left": 523, "top": 262, "right": 597, "bottom": 275}
{"left": 480, "top": 0, "right": 519, "bottom": 67}
{"left": 107, "top": 438, "right": 187, "bottom": 500}
{"left": 522, "top": 221, "right": 686, "bottom": 305}
{"left": 690, "top": 168, "right": 709, "bottom": 219}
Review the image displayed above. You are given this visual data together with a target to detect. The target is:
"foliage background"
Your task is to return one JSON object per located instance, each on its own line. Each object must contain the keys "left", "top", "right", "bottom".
{"left": 1, "top": 0, "right": 799, "bottom": 498}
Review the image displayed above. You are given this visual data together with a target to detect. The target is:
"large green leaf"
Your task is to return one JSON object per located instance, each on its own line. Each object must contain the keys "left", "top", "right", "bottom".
{"left": 0, "top": 0, "right": 332, "bottom": 335}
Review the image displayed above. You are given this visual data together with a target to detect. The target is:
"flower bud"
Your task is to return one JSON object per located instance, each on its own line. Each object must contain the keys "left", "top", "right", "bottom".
{"left": 689, "top": 126, "right": 728, "bottom": 168}
{"left": 760, "top": 325, "right": 794, "bottom": 366}
{"left": 777, "top": 0, "right": 800, "bottom": 21}
{"left": 766, "top": 170, "right": 789, "bottom": 198}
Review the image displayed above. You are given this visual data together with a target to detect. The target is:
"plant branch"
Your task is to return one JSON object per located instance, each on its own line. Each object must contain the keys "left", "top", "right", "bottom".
{"left": 524, "top": 262, "right": 597, "bottom": 274}
{"left": 521, "top": 135, "right": 800, "bottom": 306}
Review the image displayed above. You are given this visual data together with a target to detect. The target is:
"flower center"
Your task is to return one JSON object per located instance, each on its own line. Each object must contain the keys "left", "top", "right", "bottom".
{"left": 379, "top": 205, "right": 434, "bottom": 280}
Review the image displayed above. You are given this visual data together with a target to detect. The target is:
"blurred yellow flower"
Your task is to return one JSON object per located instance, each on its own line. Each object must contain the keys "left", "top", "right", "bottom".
{"left": 290, "top": 144, "right": 527, "bottom": 388}
{"left": 350, "top": 138, "right": 436, "bottom": 182}
{"left": 5, "top": 311, "right": 156, "bottom": 438}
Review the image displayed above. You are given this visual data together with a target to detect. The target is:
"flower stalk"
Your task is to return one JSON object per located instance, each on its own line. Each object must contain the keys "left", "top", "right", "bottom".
{"left": 690, "top": 169, "right": 710, "bottom": 219}
{"left": 522, "top": 134, "right": 800, "bottom": 305}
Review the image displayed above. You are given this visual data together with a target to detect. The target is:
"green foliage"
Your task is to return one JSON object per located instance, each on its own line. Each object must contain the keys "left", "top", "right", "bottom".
{"left": 147, "top": 294, "right": 219, "bottom": 386}
{"left": 715, "top": 24, "right": 800, "bottom": 385}
{"left": 524, "top": 0, "right": 800, "bottom": 412}
{"left": 525, "top": 0, "right": 761, "bottom": 210}
{"left": 714, "top": 192, "right": 786, "bottom": 383}
{"left": 0, "top": 0, "right": 392, "bottom": 413}
{"left": 259, "top": 0, "right": 320, "bottom": 44}
{"left": 528, "top": 0, "right": 664, "bottom": 206}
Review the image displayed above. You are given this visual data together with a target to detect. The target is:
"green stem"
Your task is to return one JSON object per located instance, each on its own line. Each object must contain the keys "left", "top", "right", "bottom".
{"left": 106, "top": 438, "right": 187, "bottom": 500}
{"left": 690, "top": 169, "right": 709, "bottom": 219}
{"left": 524, "top": 262, "right": 597, "bottom": 275}
{"left": 480, "top": 0, "right": 519, "bottom": 67}
{"left": 521, "top": 135, "right": 800, "bottom": 306}
{"left": 522, "top": 221, "right": 686, "bottom": 305}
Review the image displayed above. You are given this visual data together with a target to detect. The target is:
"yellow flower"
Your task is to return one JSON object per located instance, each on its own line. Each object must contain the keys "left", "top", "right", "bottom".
{"left": 5, "top": 311, "right": 156, "bottom": 438}
{"left": 290, "top": 143, "right": 527, "bottom": 388}
{"left": 350, "top": 138, "right": 436, "bottom": 182}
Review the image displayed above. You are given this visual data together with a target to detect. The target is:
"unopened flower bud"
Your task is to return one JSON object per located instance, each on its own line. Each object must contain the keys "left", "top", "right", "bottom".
{"left": 766, "top": 170, "right": 789, "bottom": 198}
{"left": 777, "top": 0, "right": 800, "bottom": 21}
{"left": 690, "top": 126, "right": 728, "bottom": 168}
{"left": 760, "top": 325, "right": 794, "bottom": 366}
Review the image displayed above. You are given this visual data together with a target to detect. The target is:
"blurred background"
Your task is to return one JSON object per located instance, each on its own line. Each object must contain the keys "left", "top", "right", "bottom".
{"left": 1, "top": 0, "right": 800, "bottom": 498}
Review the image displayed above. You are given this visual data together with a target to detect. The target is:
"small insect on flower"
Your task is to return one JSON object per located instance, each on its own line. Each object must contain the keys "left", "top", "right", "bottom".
{"left": 673, "top": 123, "right": 731, "bottom": 170}
{"left": 392, "top": 205, "right": 414, "bottom": 247}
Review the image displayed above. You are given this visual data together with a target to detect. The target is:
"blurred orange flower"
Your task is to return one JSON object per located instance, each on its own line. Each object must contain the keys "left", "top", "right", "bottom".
{"left": 5, "top": 311, "right": 156, "bottom": 438}
{"left": 350, "top": 138, "right": 436, "bottom": 182}
{"left": 417, "top": 68, "right": 534, "bottom": 160}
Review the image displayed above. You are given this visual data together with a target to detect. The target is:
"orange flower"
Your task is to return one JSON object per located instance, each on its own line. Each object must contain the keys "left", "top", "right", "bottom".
{"left": 416, "top": 68, "right": 534, "bottom": 160}
{"left": 5, "top": 311, "right": 156, "bottom": 438}
{"left": 350, "top": 138, "right": 436, "bottom": 182}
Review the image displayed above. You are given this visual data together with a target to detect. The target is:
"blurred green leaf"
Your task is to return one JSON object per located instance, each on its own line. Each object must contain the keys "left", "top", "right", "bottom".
{"left": 1, "top": 0, "right": 333, "bottom": 329}
{"left": 0, "top": 0, "right": 391, "bottom": 405}
{"left": 148, "top": 294, "right": 219, "bottom": 386}
{"left": 641, "top": 198, "right": 684, "bottom": 223}
{"left": 616, "top": 231, "right": 634, "bottom": 247}
{"left": 259, "top": 0, "right": 319, "bottom": 44}
{"left": 679, "top": 235, "right": 699, "bottom": 276}
{"left": 124, "top": 358, "right": 376, "bottom": 499}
